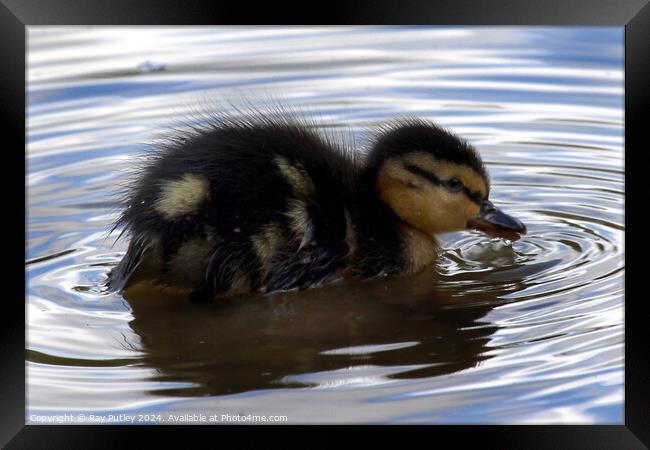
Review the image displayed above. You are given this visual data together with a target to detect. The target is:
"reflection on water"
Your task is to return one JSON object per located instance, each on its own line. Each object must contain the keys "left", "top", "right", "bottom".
{"left": 127, "top": 272, "right": 502, "bottom": 396}
{"left": 26, "top": 26, "right": 623, "bottom": 424}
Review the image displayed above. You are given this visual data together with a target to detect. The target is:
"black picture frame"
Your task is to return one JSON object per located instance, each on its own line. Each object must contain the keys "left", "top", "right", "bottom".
{"left": 3, "top": 0, "right": 647, "bottom": 447}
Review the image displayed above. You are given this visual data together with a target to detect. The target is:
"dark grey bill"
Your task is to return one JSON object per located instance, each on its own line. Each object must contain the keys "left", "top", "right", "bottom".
{"left": 467, "top": 199, "right": 527, "bottom": 239}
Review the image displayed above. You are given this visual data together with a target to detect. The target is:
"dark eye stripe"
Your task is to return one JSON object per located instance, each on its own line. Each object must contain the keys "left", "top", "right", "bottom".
{"left": 404, "top": 164, "right": 483, "bottom": 206}
{"left": 404, "top": 164, "right": 442, "bottom": 186}
{"left": 462, "top": 186, "right": 483, "bottom": 205}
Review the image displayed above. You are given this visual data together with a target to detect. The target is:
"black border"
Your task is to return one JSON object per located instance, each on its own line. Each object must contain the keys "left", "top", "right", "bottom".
{"left": 4, "top": 0, "right": 647, "bottom": 447}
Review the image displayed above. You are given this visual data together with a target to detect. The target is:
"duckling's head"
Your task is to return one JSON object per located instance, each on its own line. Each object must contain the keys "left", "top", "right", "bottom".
{"left": 366, "top": 119, "right": 526, "bottom": 238}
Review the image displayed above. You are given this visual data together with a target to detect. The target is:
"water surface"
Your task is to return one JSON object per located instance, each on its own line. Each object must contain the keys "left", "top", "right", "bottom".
{"left": 26, "top": 26, "right": 624, "bottom": 424}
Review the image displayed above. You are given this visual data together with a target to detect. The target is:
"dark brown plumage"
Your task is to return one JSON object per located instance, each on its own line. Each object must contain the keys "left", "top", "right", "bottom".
{"left": 107, "top": 113, "right": 525, "bottom": 302}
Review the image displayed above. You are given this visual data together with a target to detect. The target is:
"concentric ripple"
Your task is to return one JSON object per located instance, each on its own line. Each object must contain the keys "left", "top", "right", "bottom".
{"left": 26, "top": 26, "right": 623, "bottom": 424}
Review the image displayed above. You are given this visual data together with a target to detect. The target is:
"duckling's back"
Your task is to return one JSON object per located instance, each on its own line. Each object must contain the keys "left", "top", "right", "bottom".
{"left": 108, "top": 117, "right": 361, "bottom": 300}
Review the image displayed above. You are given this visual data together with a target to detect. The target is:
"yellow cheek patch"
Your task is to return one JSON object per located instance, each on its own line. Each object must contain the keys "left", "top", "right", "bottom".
{"left": 376, "top": 159, "right": 448, "bottom": 232}
{"left": 155, "top": 174, "right": 210, "bottom": 219}
{"left": 464, "top": 198, "right": 481, "bottom": 219}
{"left": 275, "top": 156, "right": 315, "bottom": 197}
{"left": 426, "top": 189, "right": 467, "bottom": 232}
{"left": 376, "top": 158, "right": 483, "bottom": 234}
{"left": 376, "top": 160, "right": 431, "bottom": 230}
{"left": 402, "top": 152, "right": 488, "bottom": 199}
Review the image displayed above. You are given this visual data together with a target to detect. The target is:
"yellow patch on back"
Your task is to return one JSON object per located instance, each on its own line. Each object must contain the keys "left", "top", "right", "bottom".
{"left": 285, "top": 199, "right": 311, "bottom": 237}
{"left": 155, "top": 174, "right": 210, "bottom": 219}
{"left": 252, "top": 222, "right": 284, "bottom": 277}
{"left": 274, "top": 156, "right": 315, "bottom": 197}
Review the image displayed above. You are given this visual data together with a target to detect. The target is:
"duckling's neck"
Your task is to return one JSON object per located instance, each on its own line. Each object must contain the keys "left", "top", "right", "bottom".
{"left": 398, "top": 223, "right": 438, "bottom": 274}
{"left": 348, "top": 184, "right": 438, "bottom": 277}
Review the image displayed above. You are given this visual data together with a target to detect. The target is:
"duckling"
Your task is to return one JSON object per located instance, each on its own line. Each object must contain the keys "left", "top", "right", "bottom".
{"left": 106, "top": 114, "right": 526, "bottom": 302}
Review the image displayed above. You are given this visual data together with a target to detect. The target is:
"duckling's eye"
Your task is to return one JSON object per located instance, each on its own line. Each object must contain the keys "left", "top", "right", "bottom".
{"left": 407, "top": 180, "right": 419, "bottom": 189}
{"left": 446, "top": 177, "right": 463, "bottom": 192}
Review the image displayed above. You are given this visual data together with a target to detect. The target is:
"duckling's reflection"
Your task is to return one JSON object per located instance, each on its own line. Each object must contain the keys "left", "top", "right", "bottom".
{"left": 125, "top": 266, "right": 528, "bottom": 397}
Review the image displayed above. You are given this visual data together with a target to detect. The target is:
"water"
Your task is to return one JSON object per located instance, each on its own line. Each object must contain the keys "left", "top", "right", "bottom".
{"left": 26, "top": 26, "right": 624, "bottom": 424}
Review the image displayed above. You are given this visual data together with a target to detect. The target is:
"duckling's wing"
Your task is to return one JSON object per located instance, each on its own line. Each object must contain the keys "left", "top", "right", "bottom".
{"left": 105, "top": 236, "right": 150, "bottom": 293}
{"left": 265, "top": 242, "right": 343, "bottom": 293}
